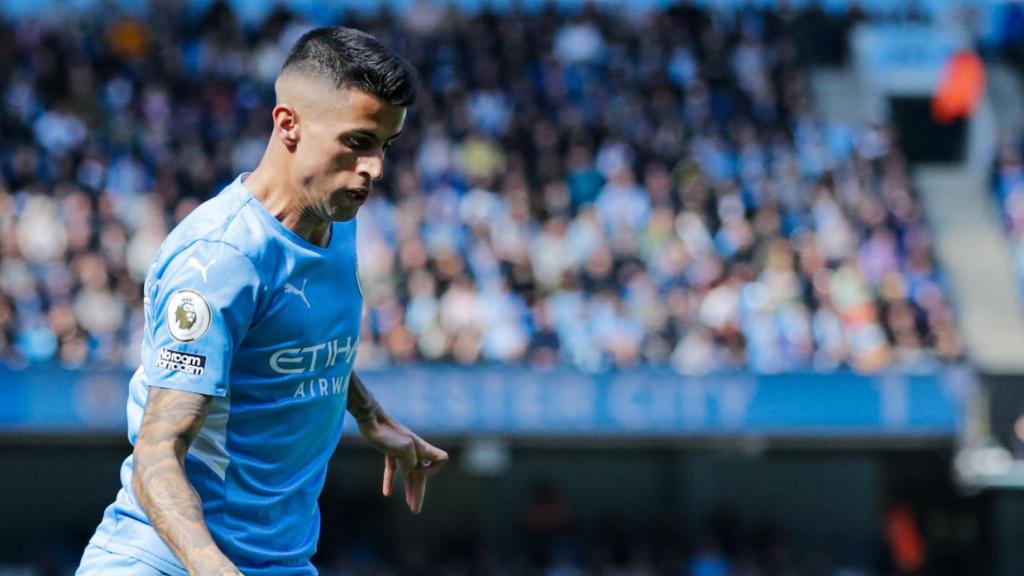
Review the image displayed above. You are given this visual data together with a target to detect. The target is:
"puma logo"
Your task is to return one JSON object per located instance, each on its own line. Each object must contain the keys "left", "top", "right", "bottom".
{"left": 284, "top": 279, "right": 311, "bottom": 309}
{"left": 187, "top": 257, "right": 216, "bottom": 283}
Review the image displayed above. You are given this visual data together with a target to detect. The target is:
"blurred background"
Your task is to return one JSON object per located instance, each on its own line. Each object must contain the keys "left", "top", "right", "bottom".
{"left": 1, "top": 0, "right": 1024, "bottom": 574}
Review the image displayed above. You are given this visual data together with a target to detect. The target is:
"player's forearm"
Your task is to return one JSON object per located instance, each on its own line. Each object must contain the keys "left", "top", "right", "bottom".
{"left": 133, "top": 387, "right": 241, "bottom": 576}
{"left": 133, "top": 450, "right": 241, "bottom": 576}
{"left": 347, "top": 371, "right": 384, "bottom": 425}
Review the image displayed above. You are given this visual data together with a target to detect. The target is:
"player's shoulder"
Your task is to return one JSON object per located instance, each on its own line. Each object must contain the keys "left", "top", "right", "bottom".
{"left": 153, "top": 176, "right": 279, "bottom": 283}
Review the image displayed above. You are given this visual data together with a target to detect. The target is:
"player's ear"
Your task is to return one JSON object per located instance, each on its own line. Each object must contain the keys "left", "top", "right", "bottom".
{"left": 272, "top": 104, "right": 300, "bottom": 150}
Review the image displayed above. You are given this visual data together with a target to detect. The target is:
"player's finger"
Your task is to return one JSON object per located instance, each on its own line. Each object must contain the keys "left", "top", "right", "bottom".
{"left": 414, "top": 457, "right": 446, "bottom": 480}
{"left": 416, "top": 442, "right": 448, "bottom": 475}
{"left": 383, "top": 455, "right": 397, "bottom": 496}
{"left": 405, "top": 468, "right": 428, "bottom": 514}
{"left": 395, "top": 436, "right": 419, "bottom": 473}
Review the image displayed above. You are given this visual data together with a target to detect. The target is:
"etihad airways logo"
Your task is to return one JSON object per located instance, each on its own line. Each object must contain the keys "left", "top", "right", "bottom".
{"left": 293, "top": 374, "right": 350, "bottom": 399}
{"left": 269, "top": 336, "right": 359, "bottom": 375}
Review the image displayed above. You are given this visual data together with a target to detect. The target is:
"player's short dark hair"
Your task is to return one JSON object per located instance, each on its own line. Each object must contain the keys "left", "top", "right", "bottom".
{"left": 281, "top": 27, "right": 418, "bottom": 107}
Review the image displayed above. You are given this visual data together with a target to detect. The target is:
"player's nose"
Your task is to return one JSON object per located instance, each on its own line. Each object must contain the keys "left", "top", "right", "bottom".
{"left": 359, "top": 154, "right": 384, "bottom": 181}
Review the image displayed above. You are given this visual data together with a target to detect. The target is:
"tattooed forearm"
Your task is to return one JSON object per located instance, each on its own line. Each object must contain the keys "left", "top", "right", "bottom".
{"left": 347, "top": 372, "right": 383, "bottom": 425}
{"left": 133, "top": 387, "right": 242, "bottom": 576}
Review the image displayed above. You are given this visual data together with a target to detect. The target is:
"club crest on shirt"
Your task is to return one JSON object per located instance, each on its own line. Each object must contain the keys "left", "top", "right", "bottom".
{"left": 166, "top": 289, "right": 211, "bottom": 342}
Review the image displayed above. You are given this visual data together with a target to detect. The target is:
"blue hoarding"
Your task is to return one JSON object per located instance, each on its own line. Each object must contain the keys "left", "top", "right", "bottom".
{"left": 0, "top": 365, "right": 972, "bottom": 438}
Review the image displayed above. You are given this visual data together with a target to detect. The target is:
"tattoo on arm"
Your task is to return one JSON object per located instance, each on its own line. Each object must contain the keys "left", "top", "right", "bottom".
{"left": 133, "top": 387, "right": 241, "bottom": 576}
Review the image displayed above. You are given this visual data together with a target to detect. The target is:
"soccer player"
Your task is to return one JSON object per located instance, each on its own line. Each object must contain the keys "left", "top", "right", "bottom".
{"left": 77, "top": 27, "right": 448, "bottom": 576}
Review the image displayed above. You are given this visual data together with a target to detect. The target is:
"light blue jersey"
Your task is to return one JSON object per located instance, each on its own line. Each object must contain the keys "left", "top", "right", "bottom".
{"left": 85, "top": 174, "right": 362, "bottom": 575}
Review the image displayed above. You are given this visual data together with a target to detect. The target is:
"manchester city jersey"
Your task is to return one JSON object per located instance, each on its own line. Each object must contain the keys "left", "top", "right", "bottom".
{"left": 86, "top": 174, "right": 363, "bottom": 575}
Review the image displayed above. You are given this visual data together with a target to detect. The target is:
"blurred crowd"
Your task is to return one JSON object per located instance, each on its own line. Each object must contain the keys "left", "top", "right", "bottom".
{"left": 0, "top": 0, "right": 962, "bottom": 373}
{"left": 312, "top": 483, "right": 850, "bottom": 576}
{"left": 309, "top": 479, "right": 943, "bottom": 576}
{"left": 994, "top": 129, "right": 1024, "bottom": 306}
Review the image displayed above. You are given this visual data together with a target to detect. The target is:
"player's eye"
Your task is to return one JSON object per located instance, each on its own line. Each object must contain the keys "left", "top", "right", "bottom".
{"left": 344, "top": 136, "right": 370, "bottom": 150}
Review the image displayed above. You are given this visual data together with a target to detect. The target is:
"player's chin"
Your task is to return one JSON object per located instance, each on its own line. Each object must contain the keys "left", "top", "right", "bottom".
{"left": 329, "top": 203, "right": 360, "bottom": 221}
{"left": 329, "top": 194, "right": 364, "bottom": 221}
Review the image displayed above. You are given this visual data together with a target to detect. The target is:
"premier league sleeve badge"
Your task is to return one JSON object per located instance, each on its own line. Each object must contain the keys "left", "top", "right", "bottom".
{"left": 166, "top": 288, "right": 212, "bottom": 342}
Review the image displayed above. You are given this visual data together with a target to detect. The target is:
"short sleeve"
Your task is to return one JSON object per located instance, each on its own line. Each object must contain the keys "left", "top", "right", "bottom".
{"left": 144, "top": 240, "right": 260, "bottom": 397}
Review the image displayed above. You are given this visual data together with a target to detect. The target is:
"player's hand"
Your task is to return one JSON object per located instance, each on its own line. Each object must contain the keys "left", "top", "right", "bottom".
{"left": 357, "top": 412, "right": 448, "bottom": 514}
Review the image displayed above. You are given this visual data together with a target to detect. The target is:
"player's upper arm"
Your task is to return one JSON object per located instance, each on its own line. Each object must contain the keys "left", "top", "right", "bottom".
{"left": 135, "top": 386, "right": 213, "bottom": 460}
{"left": 145, "top": 240, "right": 262, "bottom": 397}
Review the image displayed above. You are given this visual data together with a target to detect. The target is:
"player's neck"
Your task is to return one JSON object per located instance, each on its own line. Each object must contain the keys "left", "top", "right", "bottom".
{"left": 244, "top": 167, "right": 332, "bottom": 248}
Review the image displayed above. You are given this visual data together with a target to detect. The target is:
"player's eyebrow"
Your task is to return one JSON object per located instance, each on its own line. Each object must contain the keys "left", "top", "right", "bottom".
{"left": 341, "top": 129, "right": 403, "bottom": 145}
